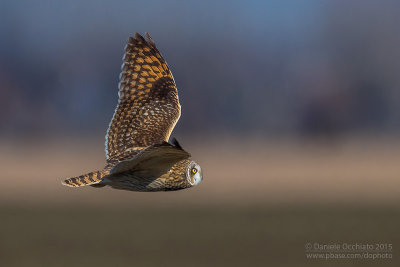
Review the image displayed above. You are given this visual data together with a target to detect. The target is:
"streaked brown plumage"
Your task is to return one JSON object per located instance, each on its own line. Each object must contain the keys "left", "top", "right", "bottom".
{"left": 62, "top": 33, "right": 203, "bottom": 191}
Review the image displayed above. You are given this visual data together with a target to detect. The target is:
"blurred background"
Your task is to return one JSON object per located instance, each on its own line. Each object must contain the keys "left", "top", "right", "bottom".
{"left": 0, "top": 0, "right": 399, "bottom": 266}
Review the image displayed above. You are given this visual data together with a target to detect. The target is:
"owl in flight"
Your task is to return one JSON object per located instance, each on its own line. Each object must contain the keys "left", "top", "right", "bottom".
{"left": 62, "top": 33, "right": 203, "bottom": 191}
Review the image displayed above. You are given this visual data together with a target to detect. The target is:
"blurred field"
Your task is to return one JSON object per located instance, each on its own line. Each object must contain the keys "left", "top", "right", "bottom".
{"left": 0, "top": 205, "right": 399, "bottom": 267}
{"left": 0, "top": 137, "right": 399, "bottom": 266}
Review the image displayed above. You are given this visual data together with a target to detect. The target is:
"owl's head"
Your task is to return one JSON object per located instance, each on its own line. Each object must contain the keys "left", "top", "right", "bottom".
{"left": 186, "top": 161, "right": 203, "bottom": 186}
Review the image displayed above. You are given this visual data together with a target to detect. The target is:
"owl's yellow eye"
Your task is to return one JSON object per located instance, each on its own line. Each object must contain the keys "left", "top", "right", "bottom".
{"left": 191, "top": 168, "right": 197, "bottom": 174}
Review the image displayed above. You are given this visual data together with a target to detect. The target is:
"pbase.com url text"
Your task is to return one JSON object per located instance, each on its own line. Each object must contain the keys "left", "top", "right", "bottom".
{"left": 306, "top": 252, "right": 392, "bottom": 260}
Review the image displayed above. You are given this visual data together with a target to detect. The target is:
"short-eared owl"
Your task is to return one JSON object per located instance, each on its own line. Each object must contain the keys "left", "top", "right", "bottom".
{"left": 62, "top": 33, "right": 203, "bottom": 192}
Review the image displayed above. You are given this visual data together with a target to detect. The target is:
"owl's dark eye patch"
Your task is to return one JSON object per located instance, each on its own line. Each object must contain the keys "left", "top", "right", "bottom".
{"left": 191, "top": 168, "right": 197, "bottom": 174}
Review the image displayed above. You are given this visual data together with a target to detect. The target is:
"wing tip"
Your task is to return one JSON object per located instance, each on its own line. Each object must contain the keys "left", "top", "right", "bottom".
{"left": 128, "top": 32, "right": 156, "bottom": 48}
{"left": 145, "top": 32, "right": 156, "bottom": 47}
{"left": 170, "top": 138, "right": 191, "bottom": 158}
{"left": 134, "top": 32, "right": 146, "bottom": 43}
{"left": 126, "top": 33, "right": 144, "bottom": 47}
{"left": 171, "top": 137, "right": 184, "bottom": 150}
{"left": 153, "top": 139, "right": 190, "bottom": 157}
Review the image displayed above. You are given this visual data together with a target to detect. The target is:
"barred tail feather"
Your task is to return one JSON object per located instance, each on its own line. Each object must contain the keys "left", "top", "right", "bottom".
{"left": 62, "top": 169, "right": 108, "bottom": 187}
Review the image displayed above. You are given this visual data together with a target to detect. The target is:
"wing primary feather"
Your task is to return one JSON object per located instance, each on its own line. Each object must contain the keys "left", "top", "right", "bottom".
{"left": 145, "top": 32, "right": 157, "bottom": 47}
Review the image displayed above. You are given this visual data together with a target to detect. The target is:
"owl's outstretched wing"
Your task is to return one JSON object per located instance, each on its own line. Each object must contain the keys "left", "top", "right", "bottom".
{"left": 106, "top": 33, "right": 181, "bottom": 163}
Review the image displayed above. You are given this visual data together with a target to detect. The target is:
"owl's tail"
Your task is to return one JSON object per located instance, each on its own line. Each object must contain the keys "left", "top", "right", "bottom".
{"left": 62, "top": 169, "right": 109, "bottom": 188}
